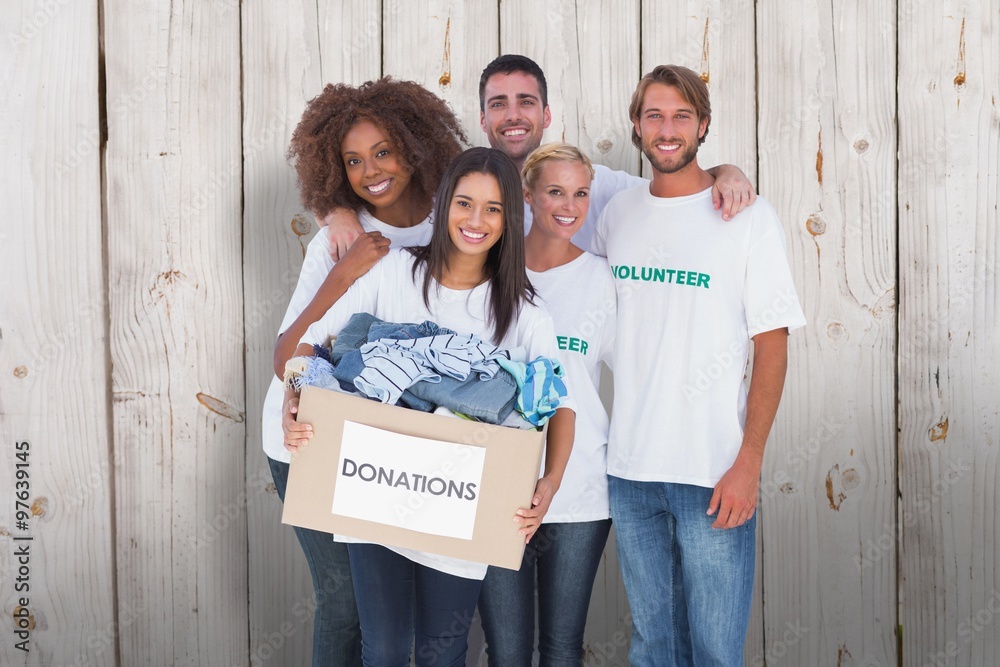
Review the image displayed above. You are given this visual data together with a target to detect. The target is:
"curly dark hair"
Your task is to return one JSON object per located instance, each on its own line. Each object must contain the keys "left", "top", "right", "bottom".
{"left": 287, "top": 77, "right": 467, "bottom": 217}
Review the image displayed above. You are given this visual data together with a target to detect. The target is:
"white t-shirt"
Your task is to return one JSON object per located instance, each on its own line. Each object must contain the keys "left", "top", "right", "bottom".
{"left": 591, "top": 186, "right": 806, "bottom": 487}
{"left": 300, "top": 248, "right": 569, "bottom": 580}
{"left": 528, "top": 252, "right": 615, "bottom": 522}
{"left": 524, "top": 164, "right": 645, "bottom": 251}
{"left": 261, "top": 209, "right": 433, "bottom": 463}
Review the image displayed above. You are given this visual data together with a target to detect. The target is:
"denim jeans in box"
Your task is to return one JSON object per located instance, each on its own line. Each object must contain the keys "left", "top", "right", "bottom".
{"left": 330, "top": 314, "right": 437, "bottom": 411}
{"left": 333, "top": 316, "right": 518, "bottom": 423}
{"left": 371, "top": 320, "right": 518, "bottom": 423}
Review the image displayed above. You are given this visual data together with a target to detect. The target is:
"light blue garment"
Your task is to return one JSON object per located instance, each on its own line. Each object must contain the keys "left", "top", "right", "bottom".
{"left": 496, "top": 357, "right": 568, "bottom": 427}
{"left": 301, "top": 356, "right": 342, "bottom": 392}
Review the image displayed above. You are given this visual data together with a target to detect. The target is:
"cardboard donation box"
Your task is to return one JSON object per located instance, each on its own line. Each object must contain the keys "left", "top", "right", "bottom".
{"left": 282, "top": 385, "right": 546, "bottom": 570}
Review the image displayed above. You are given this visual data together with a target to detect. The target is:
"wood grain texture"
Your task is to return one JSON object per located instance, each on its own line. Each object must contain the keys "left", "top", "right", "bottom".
{"left": 241, "top": 1, "right": 323, "bottom": 665}
{"left": 500, "top": 0, "right": 641, "bottom": 173}
{"left": 383, "top": 0, "right": 498, "bottom": 147}
{"left": 104, "top": 0, "right": 247, "bottom": 664}
{"left": 898, "top": 2, "right": 1000, "bottom": 665}
{"left": 641, "top": 0, "right": 757, "bottom": 181}
{"left": 242, "top": 1, "right": 381, "bottom": 664}
{"left": 0, "top": 2, "right": 117, "bottom": 665}
{"left": 756, "top": 0, "right": 897, "bottom": 664}
{"left": 317, "top": 0, "right": 384, "bottom": 86}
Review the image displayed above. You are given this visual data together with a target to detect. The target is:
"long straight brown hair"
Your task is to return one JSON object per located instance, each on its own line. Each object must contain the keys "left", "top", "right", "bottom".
{"left": 409, "top": 147, "right": 536, "bottom": 343}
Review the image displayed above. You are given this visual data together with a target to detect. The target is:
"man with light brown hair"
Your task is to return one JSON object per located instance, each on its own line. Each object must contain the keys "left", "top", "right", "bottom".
{"left": 591, "top": 65, "right": 806, "bottom": 666}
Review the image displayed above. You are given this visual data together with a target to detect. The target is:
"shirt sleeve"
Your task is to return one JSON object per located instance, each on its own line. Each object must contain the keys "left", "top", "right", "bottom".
{"left": 277, "top": 231, "right": 335, "bottom": 335}
{"left": 597, "top": 261, "right": 617, "bottom": 369}
{"left": 587, "top": 165, "right": 646, "bottom": 257}
{"left": 299, "top": 250, "right": 388, "bottom": 348}
{"left": 595, "top": 164, "right": 647, "bottom": 194}
{"left": 743, "top": 197, "right": 807, "bottom": 338}
{"left": 589, "top": 204, "right": 610, "bottom": 258}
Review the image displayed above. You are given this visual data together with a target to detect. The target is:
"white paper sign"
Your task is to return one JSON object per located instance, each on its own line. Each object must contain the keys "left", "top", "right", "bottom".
{"left": 331, "top": 421, "right": 487, "bottom": 540}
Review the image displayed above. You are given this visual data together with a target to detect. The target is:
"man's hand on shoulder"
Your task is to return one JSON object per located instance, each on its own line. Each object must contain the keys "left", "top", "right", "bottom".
{"left": 708, "top": 164, "right": 757, "bottom": 221}
{"left": 318, "top": 207, "right": 364, "bottom": 261}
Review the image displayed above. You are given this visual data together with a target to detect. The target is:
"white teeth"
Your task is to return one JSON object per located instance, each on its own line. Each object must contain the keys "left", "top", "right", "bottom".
{"left": 553, "top": 215, "right": 575, "bottom": 225}
{"left": 657, "top": 143, "right": 680, "bottom": 151}
{"left": 502, "top": 128, "right": 527, "bottom": 137}
{"left": 366, "top": 179, "right": 390, "bottom": 194}
{"left": 461, "top": 229, "right": 486, "bottom": 239}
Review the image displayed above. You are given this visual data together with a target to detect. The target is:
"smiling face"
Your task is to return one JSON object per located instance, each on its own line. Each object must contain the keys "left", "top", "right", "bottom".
{"left": 524, "top": 159, "right": 592, "bottom": 241}
{"left": 446, "top": 172, "right": 505, "bottom": 261}
{"left": 341, "top": 119, "right": 413, "bottom": 212}
{"left": 479, "top": 72, "right": 552, "bottom": 163}
{"left": 633, "top": 83, "right": 708, "bottom": 175}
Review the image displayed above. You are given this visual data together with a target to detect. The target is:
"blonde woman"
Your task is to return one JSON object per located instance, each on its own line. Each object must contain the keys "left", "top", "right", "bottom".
{"left": 478, "top": 143, "right": 614, "bottom": 666}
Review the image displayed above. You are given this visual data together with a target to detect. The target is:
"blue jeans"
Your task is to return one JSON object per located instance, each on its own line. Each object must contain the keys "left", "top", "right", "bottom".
{"left": 609, "top": 476, "right": 755, "bottom": 667}
{"left": 479, "top": 520, "right": 612, "bottom": 666}
{"left": 331, "top": 315, "right": 440, "bottom": 412}
{"left": 347, "top": 543, "right": 482, "bottom": 667}
{"left": 267, "top": 457, "right": 362, "bottom": 667}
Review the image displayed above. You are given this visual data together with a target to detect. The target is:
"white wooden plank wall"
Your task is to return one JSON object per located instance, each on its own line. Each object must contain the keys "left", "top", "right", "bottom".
{"left": 242, "top": 2, "right": 322, "bottom": 665}
{"left": 898, "top": 2, "right": 1000, "bottom": 666}
{"left": 756, "top": 0, "right": 898, "bottom": 664}
{"left": 641, "top": 0, "right": 758, "bottom": 178}
{"left": 242, "top": 1, "right": 382, "bottom": 665}
{"left": 104, "top": 0, "right": 247, "bottom": 665}
{"left": 4, "top": 1, "right": 1000, "bottom": 665}
{"left": 0, "top": 2, "right": 117, "bottom": 665}
{"left": 383, "top": 0, "right": 498, "bottom": 148}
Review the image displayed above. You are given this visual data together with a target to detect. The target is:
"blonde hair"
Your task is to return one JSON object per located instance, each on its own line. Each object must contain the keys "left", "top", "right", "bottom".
{"left": 520, "top": 142, "right": 595, "bottom": 190}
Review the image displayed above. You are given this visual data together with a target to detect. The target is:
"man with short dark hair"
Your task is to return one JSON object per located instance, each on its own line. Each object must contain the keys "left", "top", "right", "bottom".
{"left": 590, "top": 65, "right": 806, "bottom": 666}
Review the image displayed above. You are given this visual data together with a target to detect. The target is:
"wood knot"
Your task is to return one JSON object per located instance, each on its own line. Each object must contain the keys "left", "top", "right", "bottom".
{"left": 841, "top": 468, "right": 861, "bottom": 491}
{"left": 929, "top": 417, "right": 949, "bottom": 442}
{"left": 12, "top": 606, "right": 36, "bottom": 630}
{"left": 13, "top": 365, "right": 28, "bottom": 379}
{"left": 596, "top": 139, "right": 613, "bottom": 155}
{"left": 806, "top": 214, "right": 826, "bottom": 236}
{"left": 290, "top": 214, "right": 312, "bottom": 237}
{"left": 826, "top": 464, "right": 847, "bottom": 511}
{"left": 196, "top": 392, "right": 245, "bottom": 423}
{"left": 853, "top": 138, "right": 870, "bottom": 154}
{"left": 826, "top": 322, "right": 845, "bottom": 340}
{"left": 31, "top": 496, "right": 49, "bottom": 519}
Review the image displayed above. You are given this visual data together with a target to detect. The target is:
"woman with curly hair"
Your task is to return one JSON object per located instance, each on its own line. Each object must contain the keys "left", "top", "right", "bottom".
{"left": 260, "top": 77, "right": 466, "bottom": 667}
